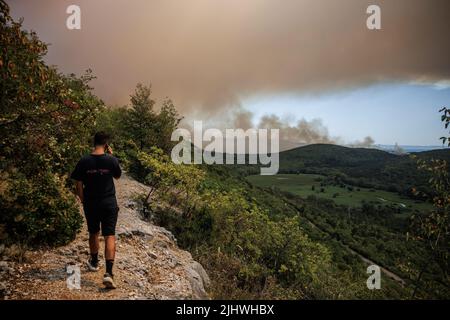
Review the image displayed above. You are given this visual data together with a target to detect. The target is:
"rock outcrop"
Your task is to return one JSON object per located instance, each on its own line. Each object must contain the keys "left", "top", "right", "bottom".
{"left": 0, "top": 173, "right": 209, "bottom": 300}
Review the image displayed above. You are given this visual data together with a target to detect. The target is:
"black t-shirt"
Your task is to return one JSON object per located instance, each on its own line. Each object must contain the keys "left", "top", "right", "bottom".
{"left": 70, "top": 154, "right": 122, "bottom": 205}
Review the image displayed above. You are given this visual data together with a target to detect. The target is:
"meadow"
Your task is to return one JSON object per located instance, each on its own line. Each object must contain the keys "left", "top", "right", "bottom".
{"left": 247, "top": 173, "right": 432, "bottom": 212}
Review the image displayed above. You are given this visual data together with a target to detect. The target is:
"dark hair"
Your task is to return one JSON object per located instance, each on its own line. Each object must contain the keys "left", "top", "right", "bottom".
{"left": 93, "top": 131, "right": 110, "bottom": 146}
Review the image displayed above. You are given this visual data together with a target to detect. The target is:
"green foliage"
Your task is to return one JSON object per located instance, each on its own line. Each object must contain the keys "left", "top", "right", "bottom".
{"left": 94, "top": 84, "right": 182, "bottom": 178}
{"left": 0, "top": 2, "right": 101, "bottom": 245}
{"left": 248, "top": 173, "right": 432, "bottom": 210}
{"left": 137, "top": 147, "right": 205, "bottom": 218}
{"left": 122, "top": 84, "right": 182, "bottom": 154}
{"left": 240, "top": 143, "right": 450, "bottom": 198}
{"left": 137, "top": 151, "right": 387, "bottom": 299}
{"left": 244, "top": 170, "right": 450, "bottom": 297}
{"left": 0, "top": 171, "right": 82, "bottom": 245}
{"left": 124, "top": 84, "right": 156, "bottom": 151}
{"left": 410, "top": 109, "right": 450, "bottom": 297}
{"left": 440, "top": 107, "right": 450, "bottom": 146}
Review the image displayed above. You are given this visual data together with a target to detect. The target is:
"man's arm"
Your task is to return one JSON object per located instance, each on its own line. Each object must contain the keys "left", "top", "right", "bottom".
{"left": 75, "top": 180, "right": 84, "bottom": 203}
{"left": 71, "top": 159, "right": 84, "bottom": 202}
{"left": 106, "top": 145, "right": 121, "bottom": 180}
{"left": 113, "top": 157, "right": 122, "bottom": 180}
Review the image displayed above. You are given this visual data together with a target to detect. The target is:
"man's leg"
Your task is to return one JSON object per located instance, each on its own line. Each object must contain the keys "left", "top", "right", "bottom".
{"left": 88, "top": 232, "right": 100, "bottom": 268}
{"left": 84, "top": 203, "right": 100, "bottom": 270}
{"left": 102, "top": 206, "right": 118, "bottom": 288}
{"left": 89, "top": 232, "right": 100, "bottom": 256}
{"left": 104, "top": 235, "right": 115, "bottom": 276}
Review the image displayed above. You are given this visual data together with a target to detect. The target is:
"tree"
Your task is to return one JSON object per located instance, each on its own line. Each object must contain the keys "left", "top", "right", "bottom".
{"left": 154, "top": 98, "right": 183, "bottom": 154}
{"left": 124, "top": 83, "right": 157, "bottom": 151}
{"left": 137, "top": 147, "right": 205, "bottom": 217}
{"left": 0, "top": 1, "right": 103, "bottom": 245}
{"left": 410, "top": 107, "right": 450, "bottom": 298}
{"left": 123, "top": 84, "right": 182, "bottom": 153}
{"left": 440, "top": 107, "right": 450, "bottom": 146}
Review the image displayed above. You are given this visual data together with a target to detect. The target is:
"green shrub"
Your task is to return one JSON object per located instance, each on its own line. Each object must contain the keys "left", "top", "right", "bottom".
{"left": 0, "top": 2, "right": 101, "bottom": 247}
{"left": 0, "top": 170, "right": 82, "bottom": 245}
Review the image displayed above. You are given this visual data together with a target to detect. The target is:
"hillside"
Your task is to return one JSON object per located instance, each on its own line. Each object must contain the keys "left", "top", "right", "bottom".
{"left": 411, "top": 148, "right": 450, "bottom": 160}
{"left": 215, "top": 143, "right": 450, "bottom": 200}
{"left": 276, "top": 144, "right": 450, "bottom": 194}
{"left": 0, "top": 173, "right": 210, "bottom": 300}
{"left": 234, "top": 144, "right": 450, "bottom": 195}
{"left": 279, "top": 143, "right": 450, "bottom": 171}
{"left": 281, "top": 144, "right": 397, "bottom": 167}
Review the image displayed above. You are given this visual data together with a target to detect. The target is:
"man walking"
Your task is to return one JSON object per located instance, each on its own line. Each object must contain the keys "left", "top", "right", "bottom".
{"left": 71, "top": 132, "right": 122, "bottom": 289}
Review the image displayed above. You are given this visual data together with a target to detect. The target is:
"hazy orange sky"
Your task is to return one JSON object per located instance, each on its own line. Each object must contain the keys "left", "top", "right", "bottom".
{"left": 8, "top": 0, "right": 450, "bottom": 145}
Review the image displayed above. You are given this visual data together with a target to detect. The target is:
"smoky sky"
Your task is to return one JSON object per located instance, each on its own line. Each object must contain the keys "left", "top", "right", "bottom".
{"left": 8, "top": 0, "right": 450, "bottom": 150}
{"left": 227, "top": 111, "right": 375, "bottom": 151}
{"left": 9, "top": 0, "right": 450, "bottom": 112}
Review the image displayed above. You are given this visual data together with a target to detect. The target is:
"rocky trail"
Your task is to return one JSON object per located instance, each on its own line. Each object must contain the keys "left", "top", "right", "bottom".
{"left": 0, "top": 174, "right": 210, "bottom": 300}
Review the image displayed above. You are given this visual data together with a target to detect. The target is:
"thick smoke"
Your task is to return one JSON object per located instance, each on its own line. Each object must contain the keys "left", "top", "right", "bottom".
{"left": 349, "top": 136, "right": 375, "bottom": 148}
{"left": 229, "top": 111, "right": 375, "bottom": 151}
{"left": 257, "top": 114, "right": 335, "bottom": 149}
{"left": 392, "top": 142, "right": 406, "bottom": 155}
{"left": 9, "top": 0, "right": 450, "bottom": 114}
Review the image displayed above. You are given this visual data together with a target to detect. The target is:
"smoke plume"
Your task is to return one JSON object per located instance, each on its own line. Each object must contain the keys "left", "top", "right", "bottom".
{"left": 9, "top": 0, "right": 450, "bottom": 114}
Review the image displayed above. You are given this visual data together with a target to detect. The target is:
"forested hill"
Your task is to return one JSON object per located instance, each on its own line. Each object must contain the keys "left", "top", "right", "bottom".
{"left": 280, "top": 143, "right": 397, "bottom": 168}
{"left": 280, "top": 144, "right": 450, "bottom": 169}
{"left": 274, "top": 143, "right": 450, "bottom": 195}
{"left": 411, "top": 148, "right": 450, "bottom": 160}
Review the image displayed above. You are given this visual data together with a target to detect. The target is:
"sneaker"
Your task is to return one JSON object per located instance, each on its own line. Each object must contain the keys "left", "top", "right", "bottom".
{"left": 103, "top": 273, "right": 116, "bottom": 289}
{"left": 86, "top": 258, "right": 99, "bottom": 272}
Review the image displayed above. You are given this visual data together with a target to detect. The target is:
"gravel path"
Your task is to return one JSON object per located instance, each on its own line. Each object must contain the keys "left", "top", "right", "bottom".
{"left": 0, "top": 173, "right": 209, "bottom": 300}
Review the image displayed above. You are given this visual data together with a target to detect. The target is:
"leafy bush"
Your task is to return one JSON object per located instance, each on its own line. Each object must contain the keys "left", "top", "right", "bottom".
{"left": 0, "top": 2, "right": 101, "bottom": 246}
{"left": 0, "top": 171, "right": 82, "bottom": 245}
{"left": 135, "top": 148, "right": 377, "bottom": 299}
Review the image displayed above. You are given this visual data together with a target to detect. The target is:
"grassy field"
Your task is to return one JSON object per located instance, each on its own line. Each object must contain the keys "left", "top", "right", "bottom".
{"left": 247, "top": 173, "right": 432, "bottom": 212}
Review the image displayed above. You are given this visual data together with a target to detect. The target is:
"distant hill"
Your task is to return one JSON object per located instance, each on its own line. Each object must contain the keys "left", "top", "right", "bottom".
{"left": 377, "top": 144, "right": 449, "bottom": 153}
{"left": 411, "top": 148, "right": 450, "bottom": 160}
{"left": 276, "top": 144, "right": 450, "bottom": 195}
{"left": 280, "top": 144, "right": 397, "bottom": 169}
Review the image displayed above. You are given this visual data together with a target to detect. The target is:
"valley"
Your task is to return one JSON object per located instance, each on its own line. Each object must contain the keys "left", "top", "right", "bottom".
{"left": 239, "top": 143, "right": 449, "bottom": 298}
{"left": 247, "top": 173, "right": 432, "bottom": 211}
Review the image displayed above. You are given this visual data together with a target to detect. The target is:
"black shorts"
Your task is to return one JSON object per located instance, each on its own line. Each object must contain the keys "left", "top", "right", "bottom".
{"left": 83, "top": 201, "right": 119, "bottom": 236}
